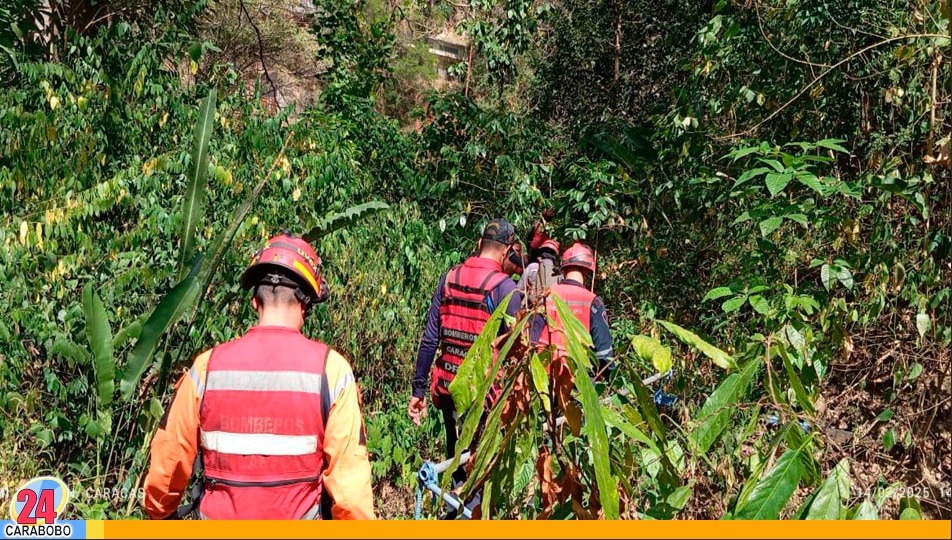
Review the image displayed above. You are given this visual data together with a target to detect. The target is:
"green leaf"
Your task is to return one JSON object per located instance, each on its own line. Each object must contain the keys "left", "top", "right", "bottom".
{"left": 796, "top": 172, "right": 824, "bottom": 194}
{"left": 820, "top": 264, "right": 832, "bottom": 290}
{"left": 82, "top": 284, "right": 115, "bottom": 408}
{"left": 915, "top": 313, "right": 931, "bottom": 338}
{"left": 899, "top": 497, "right": 922, "bottom": 520}
{"left": 729, "top": 146, "right": 763, "bottom": 161}
{"left": 786, "top": 213, "right": 809, "bottom": 227}
{"left": 703, "top": 287, "right": 734, "bottom": 302}
{"left": 602, "top": 406, "right": 661, "bottom": 455}
{"left": 815, "top": 138, "right": 849, "bottom": 154}
{"left": 121, "top": 259, "right": 203, "bottom": 401}
{"left": 882, "top": 428, "right": 896, "bottom": 451}
{"left": 688, "top": 358, "right": 761, "bottom": 454}
{"left": 735, "top": 447, "right": 804, "bottom": 519}
{"left": 666, "top": 483, "right": 694, "bottom": 511}
{"left": 776, "top": 343, "right": 816, "bottom": 415}
{"left": 906, "top": 362, "right": 923, "bottom": 381}
{"left": 765, "top": 172, "right": 792, "bottom": 197}
{"left": 733, "top": 167, "right": 771, "bottom": 188}
{"left": 853, "top": 499, "right": 879, "bottom": 520}
{"left": 658, "top": 320, "right": 737, "bottom": 370}
{"left": 722, "top": 295, "right": 747, "bottom": 313}
{"left": 177, "top": 89, "right": 217, "bottom": 280}
{"left": 304, "top": 201, "right": 391, "bottom": 243}
{"left": 554, "top": 295, "right": 620, "bottom": 519}
{"left": 759, "top": 216, "right": 783, "bottom": 237}
{"left": 805, "top": 459, "right": 850, "bottom": 520}
{"left": 758, "top": 158, "right": 785, "bottom": 173}
{"left": 630, "top": 335, "right": 672, "bottom": 374}
{"left": 748, "top": 295, "right": 769, "bottom": 314}
{"left": 835, "top": 266, "right": 854, "bottom": 290}
{"left": 51, "top": 339, "right": 90, "bottom": 366}
{"left": 876, "top": 409, "right": 893, "bottom": 422}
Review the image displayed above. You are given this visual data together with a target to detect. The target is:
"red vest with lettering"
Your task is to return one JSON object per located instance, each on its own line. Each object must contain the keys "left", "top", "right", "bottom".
{"left": 199, "top": 326, "right": 328, "bottom": 519}
{"left": 433, "top": 257, "right": 508, "bottom": 403}
{"left": 537, "top": 281, "right": 595, "bottom": 358}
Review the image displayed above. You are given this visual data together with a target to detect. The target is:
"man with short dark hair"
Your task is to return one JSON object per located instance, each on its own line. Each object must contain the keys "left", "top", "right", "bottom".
{"left": 144, "top": 231, "right": 374, "bottom": 520}
{"left": 408, "top": 218, "right": 523, "bottom": 483}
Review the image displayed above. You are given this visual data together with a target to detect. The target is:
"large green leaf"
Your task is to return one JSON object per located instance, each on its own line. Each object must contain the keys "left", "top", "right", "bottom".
{"left": 735, "top": 447, "right": 804, "bottom": 519}
{"left": 658, "top": 320, "right": 737, "bottom": 370}
{"left": 630, "top": 335, "right": 672, "bottom": 374}
{"left": 689, "top": 357, "right": 762, "bottom": 454}
{"left": 82, "top": 284, "right": 115, "bottom": 408}
{"left": 121, "top": 257, "right": 203, "bottom": 401}
{"left": 304, "top": 201, "right": 391, "bottom": 243}
{"left": 776, "top": 343, "right": 816, "bottom": 416}
{"left": 805, "top": 459, "right": 850, "bottom": 520}
{"left": 177, "top": 89, "right": 217, "bottom": 280}
{"left": 852, "top": 499, "right": 879, "bottom": 520}
{"left": 554, "top": 295, "right": 619, "bottom": 519}
{"left": 603, "top": 406, "right": 662, "bottom": 456}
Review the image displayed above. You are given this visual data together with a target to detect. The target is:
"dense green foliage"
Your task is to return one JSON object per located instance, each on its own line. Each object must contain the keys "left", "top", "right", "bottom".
{"left": 1, "top": 0, "right": 949, "bottom": 520}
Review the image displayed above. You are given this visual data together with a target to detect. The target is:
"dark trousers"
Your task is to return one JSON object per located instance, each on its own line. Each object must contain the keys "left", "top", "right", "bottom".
{"left": 438, "top": 398, "right": 467, "bottom": 486}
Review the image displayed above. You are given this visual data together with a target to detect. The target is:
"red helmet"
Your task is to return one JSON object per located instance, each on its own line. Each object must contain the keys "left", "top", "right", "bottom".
{"left": 561, "top": 242, "right": 595, "bottom": 273}
{"left": 241, "top": 230, "right": 323, "bottom": 303}
{"left": 539, "top": 239, "right": 560, "bottom": 256}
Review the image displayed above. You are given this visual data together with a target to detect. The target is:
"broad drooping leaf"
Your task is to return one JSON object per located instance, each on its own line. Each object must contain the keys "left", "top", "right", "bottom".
{"left": 776, "top": 343, "right": 816, "bottom": 416}
{"left": 689, "top": 357, "right": 762, "bottom": 454}
{"left": 630, "top": 335, "right": 672, "bottom": 374}
{"left": 805, "top": 459, "right": 850, "bottom": 520}
{"left": 177, "top": 89, "right": 216, "bottom": 280}
{"left": 553, "top": 294, "right": 619, "bottom": 519}
{"left": 735, "top": 447, "right": 804, "bottom": 519}
{"left": 702, "top": 286, "right": 734, "bottom": 302}
{"left": 82, "top": 284, "right": 115, "bottom": 408}
{"left": 658, "top": 320, "right": 737, "bottom": 370}
{"left": 304, "top": 201, "right": 390, "bottom": 243}
{"left": 899, "top": 497, "right": 923, "bottom": 520}
{"left": 853, "top": 499, "right": 879, "bottom": 520}
{"left": 121, "top": 256, "right": 203, "bottom": 401}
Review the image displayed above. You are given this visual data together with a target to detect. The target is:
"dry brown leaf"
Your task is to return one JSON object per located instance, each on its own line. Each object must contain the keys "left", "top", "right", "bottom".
{"left": 564, "top": 401, "right": 583, "bottom": 437}
{"left": 536, "top": 447, "right": 561, "bottom": 519}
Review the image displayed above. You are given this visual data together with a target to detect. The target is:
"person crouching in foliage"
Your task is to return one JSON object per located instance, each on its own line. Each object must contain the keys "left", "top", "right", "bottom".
{"left": 519, "top": 238, "right": 561, "bottom": 309}
{"left": 532, "top": 242, "right": 614, "bottom": 378}
{"left": 408, "top": 218, "right": 523, "bottom": 485}
{"left": 144, "top": 231, "right": 375, "bottom": 520}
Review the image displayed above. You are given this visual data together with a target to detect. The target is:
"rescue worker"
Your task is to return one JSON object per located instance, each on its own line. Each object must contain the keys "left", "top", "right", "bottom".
{"left": 143, "top": 231, "right": 375, "bottom": 520}
{"left": 533, "top": 242, "right": 614, "bottom": 376}
{"left": 519, "top": 239, "right": 560, "bottom": 307}
{"left": 408, "top": 218, "right": 523, "bottom": 484}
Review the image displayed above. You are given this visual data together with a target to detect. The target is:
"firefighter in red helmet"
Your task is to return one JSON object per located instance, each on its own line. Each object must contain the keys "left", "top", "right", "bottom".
{"left": 144, "top": 231, "right": 375, "bottom": 520}
{"left": 532, "top": 242, "right": 614, "bottom": 376}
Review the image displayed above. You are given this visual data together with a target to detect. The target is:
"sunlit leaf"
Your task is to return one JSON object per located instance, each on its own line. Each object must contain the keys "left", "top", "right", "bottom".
{"left": 735, "top": 446, "right": 804, "bottom": 519}
{"left": 630, "top": 335, "right": 672, "bottom": 374}
{"left": 805, "top": 459, "right": 850, "bottom": 520}
{"left": 658, "top": 320, "right": 737, "bottom": 370}
{"left": 82, "top": 283, "right": 115, "bottom": 408}
{"left": 915, "top": 313, "right": 930, "bottom": 338}
{"left": 178, "top": 89, "right": 216, "bottom": 280}
{"left": 702, "top": 287, "right": 734, "bottom": 302}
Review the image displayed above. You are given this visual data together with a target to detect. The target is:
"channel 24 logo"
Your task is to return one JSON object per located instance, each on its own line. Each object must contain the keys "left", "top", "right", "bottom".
{"left": 4, "top": 477, "right": 73, "bottom": 539}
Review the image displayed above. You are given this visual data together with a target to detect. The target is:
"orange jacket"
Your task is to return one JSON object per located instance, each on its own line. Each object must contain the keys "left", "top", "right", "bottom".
{"left": 143, "top": 328, "right": 375, "bottom": 520}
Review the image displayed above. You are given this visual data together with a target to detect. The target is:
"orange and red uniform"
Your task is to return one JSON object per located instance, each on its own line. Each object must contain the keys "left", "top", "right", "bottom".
{"left": 144, "top": 326, "right": 374, "bottom": 520}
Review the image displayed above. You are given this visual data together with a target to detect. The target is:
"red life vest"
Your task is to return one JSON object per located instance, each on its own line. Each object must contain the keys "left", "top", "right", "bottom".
{"left": 433, "top": 257, "right": 509, "bottom": 403}
{"left": 537, "top": 281, "right": 595, "bottom": 358}
{"left": 198, "top": 326, "right": 329, "bottom": 520}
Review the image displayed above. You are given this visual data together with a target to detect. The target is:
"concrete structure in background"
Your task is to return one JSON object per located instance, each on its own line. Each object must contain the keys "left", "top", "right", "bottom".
{"left": 427, "top": 30, "right": 469, "bottom": 81}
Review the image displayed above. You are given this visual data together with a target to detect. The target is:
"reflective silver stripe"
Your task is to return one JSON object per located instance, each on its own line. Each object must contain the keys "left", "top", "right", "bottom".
{"left": 333, "top": 371, "right": 355, "bottom": 402}
{"left": 595, "top": 348, "right": 613, "bottom": 359}
{"left": 200, "top": 431, "right": 318, "bottom": 456}
{"left": 190, "top": 368, "right": 205, "bottom": 398}
{"left": 205, "top": 370, "right": 322, "bottom": 394}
